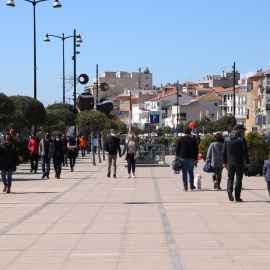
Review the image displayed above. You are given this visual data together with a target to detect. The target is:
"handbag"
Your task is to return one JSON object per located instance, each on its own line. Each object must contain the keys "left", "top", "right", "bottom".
{"left": 203, "top": 163, "right": 213, "bottom": 173}
{"left": 172, "top": 155, "right": 182, "bottom": 174}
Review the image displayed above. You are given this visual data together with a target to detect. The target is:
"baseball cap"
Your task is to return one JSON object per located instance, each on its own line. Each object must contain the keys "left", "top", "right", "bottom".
{"left": 110, "top": 129, "right": 116, "bottom": 133}
{"left": 233, "top": 124, "right": 246, "bottom": 130}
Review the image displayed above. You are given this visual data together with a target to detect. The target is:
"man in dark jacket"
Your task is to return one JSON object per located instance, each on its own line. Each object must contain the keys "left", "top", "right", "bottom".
{"left": 176, "top": 127, "right": 198, "bottom": 191}
{"left": 105, "top": 129, "right": 122, "bottom": 178}
{"left": 223, "top": 124, "right": 250, "bottom": 202}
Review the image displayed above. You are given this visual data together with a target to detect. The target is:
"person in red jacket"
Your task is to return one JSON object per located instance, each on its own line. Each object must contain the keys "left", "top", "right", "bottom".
{"left": 28, "top": 133, "right": 40, "bottom": 173}
{"left": 79, "top": 135, "right": 88, "bottom": 157}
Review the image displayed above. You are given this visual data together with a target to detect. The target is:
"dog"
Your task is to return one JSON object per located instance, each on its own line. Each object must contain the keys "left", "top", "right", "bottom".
{"left": 194, "top": 174, "right": 202, "bottom": 189}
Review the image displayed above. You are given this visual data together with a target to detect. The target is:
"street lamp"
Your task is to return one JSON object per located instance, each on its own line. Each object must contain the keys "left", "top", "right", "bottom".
{"left": 44, "top": 32, "right": 81, "bottom": 103}
{"left": 7, "top": 0, "right": 62, "bottom": 133}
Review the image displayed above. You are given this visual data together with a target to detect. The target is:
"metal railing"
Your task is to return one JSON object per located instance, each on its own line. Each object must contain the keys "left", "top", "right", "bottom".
{"left": 137, "top": 144, "right": 166, "bottom": 164}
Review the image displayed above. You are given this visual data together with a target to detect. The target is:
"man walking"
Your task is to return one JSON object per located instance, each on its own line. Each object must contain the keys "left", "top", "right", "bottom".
{"left": 223, "top": 124, "right": 250, "bottom": 202}
{"left": 28, "top": 133, "right": 40, "bottom": 173}
{"left": 176, "top": 127, "right": 198, "bottom": 191}
{"left": 105, "top": 129, "right": 122, "bottom": 178}
{"left": 61, "top": 134, "right": 68, "bottom": 167}
{"left": 79, "top": 135, "right": 87, "bottom": 157}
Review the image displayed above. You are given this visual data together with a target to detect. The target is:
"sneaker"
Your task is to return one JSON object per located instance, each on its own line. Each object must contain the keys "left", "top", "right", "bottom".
{"left": 227, "top": 190, "right": 234, "bottom": 201}
{"left": 42, "top": 174, "right": 46, "bottom": 179}
{"left": 46, "top": 175, "right": 50, "bottom": 179}
{"left": 113, "top": 174, "right": 116, "bottom": 178}
{"left": 107, "top": 172, "right": 110, "bottom": 178}
{"left": 132, "top": 174, "right": 136, "bottom": 178}
{"left": 71, "top": 168, "right": 73, "bottom": 172}
{"left": 190, "top": 186, "right": 196, "bottom": 190}
{"left": 183, "top": 187, "right": 188, "bottom": 192}
{"left": 7, "top": 188, "right": 10, "bottom": 193}
{"left": 235, "top": 198, "right": 243, "bottom": 202}
{"left": 127, "top": 174, "right": 131, "bottom": 178}
{"left": 3, "top": 185, "right": 6, "bottom": 192}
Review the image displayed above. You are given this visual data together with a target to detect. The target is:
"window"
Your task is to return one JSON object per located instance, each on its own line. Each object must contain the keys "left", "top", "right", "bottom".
{"left": 180, "top": 112, "right": 186, "bottom": 120}
{"left": 210, "top": 114, "right": 214, "bottom": 119}
{"left": 214, "top": 103, "right": 217, "bottom": 106}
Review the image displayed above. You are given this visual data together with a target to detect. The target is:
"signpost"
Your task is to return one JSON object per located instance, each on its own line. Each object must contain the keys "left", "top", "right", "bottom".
{"left": 252, "top": 127, "right": 257, "bottom": 132}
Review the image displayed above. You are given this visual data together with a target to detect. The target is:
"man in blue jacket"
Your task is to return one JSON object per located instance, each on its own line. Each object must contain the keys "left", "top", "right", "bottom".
{"left": 223, "top": 124, "right": 250, "bottom": 202}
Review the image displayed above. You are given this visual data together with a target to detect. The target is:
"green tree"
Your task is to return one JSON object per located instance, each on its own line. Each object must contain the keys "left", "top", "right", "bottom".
{"left": 198, "top": 136, "right": 213, "bottom": 157}
{"left": 47, "top": 103, "right": 78, "bottom": 115}
{"left": 76, "top": 110, "right": 107, "bottom": 165}
{"left": 215, "top": 114, "right": 236, "bottom": 132}
{"left": 156, "top": 127, "right": 164, "bottom": 137}
{"left": 0, "top": 93, "right": 15, "bottom": 133}
{"left": 163, "top": 125, "right": 173, "bottom": 135}
{"left": 197, "top": 116, "right": 216, "bottom": 134}
{"left": 176, "top": 122, "right": 185, "bottom": 133}
{"left": 10, "top": 96, "right": 46, "bottom": 133}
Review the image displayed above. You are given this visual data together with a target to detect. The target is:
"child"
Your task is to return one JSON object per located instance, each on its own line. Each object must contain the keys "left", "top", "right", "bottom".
{"left": 263, "top": 157, "right": 270, "bottom": 197}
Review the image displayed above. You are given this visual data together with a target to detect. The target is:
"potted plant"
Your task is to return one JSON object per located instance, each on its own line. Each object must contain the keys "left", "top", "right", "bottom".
{"left": 198, "top": 136, "right": 213, "bottom": 161}
{"left": 244, "top": 132, "right": 269, "bottom": 176}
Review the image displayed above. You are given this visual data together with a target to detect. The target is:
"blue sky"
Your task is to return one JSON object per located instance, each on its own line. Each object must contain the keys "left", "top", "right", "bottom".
{"left": 0, "top": 0, "right": 269, "bottom": 106}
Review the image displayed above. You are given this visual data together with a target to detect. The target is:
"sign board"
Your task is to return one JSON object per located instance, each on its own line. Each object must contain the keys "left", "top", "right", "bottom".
{"left": 252, "top": 127, "right": 257, "bottom": 132}
{"left": 174, "top": 129, "right": 177, "bottom": 133}
{"left": 193, "top": 128, "right": 198, "bottom": 134}
{"left": 150, "top": 114, "right": 159, "bottom": 123}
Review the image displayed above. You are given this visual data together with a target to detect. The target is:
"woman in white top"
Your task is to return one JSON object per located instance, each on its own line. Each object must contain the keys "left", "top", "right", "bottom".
{"left": 122, "top": 131, "right": 140, "bottom": 178}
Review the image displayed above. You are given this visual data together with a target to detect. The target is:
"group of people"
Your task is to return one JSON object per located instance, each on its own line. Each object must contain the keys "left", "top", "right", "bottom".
{"left": 176, "top": 124, "right": 255, "bottom": 202}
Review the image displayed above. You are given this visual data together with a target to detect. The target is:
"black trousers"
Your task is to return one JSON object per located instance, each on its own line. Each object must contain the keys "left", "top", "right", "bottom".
{"left": 267, "top": 182, "right": 270, "bottom": 197}
{"left": 30, "top": 153, "right": 39, "bottom": 171}
{"left": 127, "top": 153, "right": 136, "bottom": 174}
{"left": 69, "top": 156, "right": 76, "bottom": 169}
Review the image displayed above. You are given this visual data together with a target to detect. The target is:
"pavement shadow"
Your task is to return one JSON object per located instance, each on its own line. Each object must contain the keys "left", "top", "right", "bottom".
{"left": 10, "top": 192, "right": 59, "bottom": 194}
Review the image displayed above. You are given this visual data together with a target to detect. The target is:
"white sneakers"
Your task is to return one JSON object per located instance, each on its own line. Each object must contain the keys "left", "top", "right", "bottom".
{"left": 127, "top": 174, "right": 136, "bottom": 178}
{"left": 127, "top": 174, "right": 131, "bottom": 178}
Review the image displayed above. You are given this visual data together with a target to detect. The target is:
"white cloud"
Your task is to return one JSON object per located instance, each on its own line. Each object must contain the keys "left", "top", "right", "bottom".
{"left": 240, "top": 71, "right": 257, "bottom": 80}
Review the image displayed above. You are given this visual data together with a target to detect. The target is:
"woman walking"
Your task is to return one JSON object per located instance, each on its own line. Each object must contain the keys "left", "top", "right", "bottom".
{"left": 0, "top": 133, "right": 20, "bottom": 193}
{"left": 206, "top": 133, "right": 224, "bottom": 189}
{"left": 67, "top": 137, "right": 77, "bottom": 172}
{"left": 122, "top": 132, "right": 139, "bottom": 178}
{"left": 53, "top": 134, "right": 64, "bottom": 179}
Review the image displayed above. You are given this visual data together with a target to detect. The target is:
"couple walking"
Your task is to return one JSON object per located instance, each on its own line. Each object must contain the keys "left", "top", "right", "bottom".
{"left": 106, "top": 130, "right": 139, "bottom": 179}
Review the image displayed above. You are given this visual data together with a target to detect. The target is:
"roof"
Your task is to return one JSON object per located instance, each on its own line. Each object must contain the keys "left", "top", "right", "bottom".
{"left": 149, "top": 91, "right": 176, "bottom": 101}
{"left": 181, "top": 82, "right": 199, "bottom": 86}
{"left": 161, "top": 85, "right": 176, "bottom": 89}
{"left": 111, "top": 95, "right": 138, "bottom": 100}
{"left": 181, "top": 100, "right": 198, "bottom": 106}
{"left": 249, "top": 71, "right": 265, "bottom": 79}
{"left": 195, "top": 86, "right": 213, "bottom": 91}
{"left": 193, "top": 92, "right": 222, "bottom": 100}
{"left": 213, "top": 86, "right": 240, "bottom": 93}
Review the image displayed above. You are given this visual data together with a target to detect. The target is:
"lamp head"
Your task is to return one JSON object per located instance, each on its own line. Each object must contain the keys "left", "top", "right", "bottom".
{"left": 44, "top": 34, "right": 50, "bottom": 42}
{"left": 53, "top": 0, "right": 62, "bottom": 8}
{"left": 6, "top": 0, "right": 15, "bottom": 7}
{"left": 76, "top": 35, "right": 83, "bottom": 43}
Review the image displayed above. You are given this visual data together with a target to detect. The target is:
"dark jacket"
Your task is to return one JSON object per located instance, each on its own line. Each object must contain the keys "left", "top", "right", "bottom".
{"left": 222, "top": 131, "right": 250, "bottom": 165}
{"left": 53, "top": 140, "right": 64, "bottom": 162}
{"left": 105, "top": 136, "right": 121, "bottom": 155}
{"left": 175, "top": 135, "right": 198, "bottom": 160}
{"left": 0, "top": 143, "right": 20, "bottom": 171}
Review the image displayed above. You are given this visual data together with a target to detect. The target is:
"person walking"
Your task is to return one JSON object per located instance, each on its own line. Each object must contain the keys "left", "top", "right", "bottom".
{"left": 39, "top": 133, "right": 55, "bottom": 179}
{"left": 122, "top": 132, "right": 140, "bottom": 178}
{"left": 223, "top": 124, "right": 250, "bottom": 202}
{"left": 67, "top": 136, "right": 77, "bottom": 172}
{"left": 263, "top": 155, "right": 270, "bottom": 197}
{"left": 176, "top": 127, "right": 198, "bottom": 191}
{"left": 0, "top": 133, "right": 20, "bottom": 193}
{"left": 93, "top": 136, "right": 98, "bottom": 154}
{"left": 53, "top": 134, "right": 64, "bottom": 179}
{"left": 79, "top": 135, "right": 87, "bottom": 157}
{"left": 28, "top": 133, "right": 40, "bottom": 173}
{"left": 61, "top": 134, "right": 68, "bottom": 167}
{"left": 105, "top": 129, "right": 122, "bottom": 178}
{"left": 206, "top": 133, "right": 224, "bottom": 190}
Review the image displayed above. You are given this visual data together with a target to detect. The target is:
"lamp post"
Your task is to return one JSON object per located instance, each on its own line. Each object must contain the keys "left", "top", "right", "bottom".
{"left": 44, "top": 32, "right": 82, "bottom": 103}
{"left": 176, "top": 80, "right": 179, "bottom": 136}
{"left": 7, "top": 0, "right": 62, "bottom": 133}
{"left": 232, "top": 62, "right": 236, "bottom": 125}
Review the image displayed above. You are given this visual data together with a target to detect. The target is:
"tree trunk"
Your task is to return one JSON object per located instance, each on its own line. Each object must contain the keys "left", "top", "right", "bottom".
{"left": 91, "top": 131, "right": 96, "bottom": 165}
{"left": 101, "top": 131, "right": 105, "bottom": 161}
{"left": 97, "top": 130, "right": 101, "bottom": 163}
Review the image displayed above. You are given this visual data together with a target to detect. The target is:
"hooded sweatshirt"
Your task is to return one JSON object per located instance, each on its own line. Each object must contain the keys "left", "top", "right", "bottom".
{"left": 206, "top": 141, "right": 224, "bottom": 168}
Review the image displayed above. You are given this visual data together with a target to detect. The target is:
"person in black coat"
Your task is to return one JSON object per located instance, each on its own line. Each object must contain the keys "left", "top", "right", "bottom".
{"left": 0, "top": 133, "right": 20, "bottom": 193}
{"left": 176, "top": 127, "right": 198, "bottom": 191}
{"left": 223, "top": 124, "right": 250, "bottom": 202}
{"left": 53, "top": 134, "right": 64, "bottom": 179}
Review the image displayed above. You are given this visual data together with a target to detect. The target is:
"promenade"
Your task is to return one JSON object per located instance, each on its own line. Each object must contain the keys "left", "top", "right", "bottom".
{"left": 0, "top": 154, "right": 269, "bottom": 270}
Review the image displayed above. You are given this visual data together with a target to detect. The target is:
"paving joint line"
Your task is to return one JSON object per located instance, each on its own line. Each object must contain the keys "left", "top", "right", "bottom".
{"left": 0, "top": 165, "right": 105, "bottom": 237}
{"left": 151, "top": 168, "right": 183, "bottom": 270}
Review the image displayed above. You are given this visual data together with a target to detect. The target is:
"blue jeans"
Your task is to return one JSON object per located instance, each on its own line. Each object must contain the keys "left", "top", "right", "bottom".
{"left": 63, "top": 151, "right": 68, "bottom": 166}
{"left": 81, "top": 147, "right": 86, "bottom": 157}
{"left": 180, "top": 158, "right": 195, "bottom": 188}
{"left": 41, "top": 156, "right": 51, "bottom": 176}
{"left": 1, "top": 170, "right": 13, "bottom": 188}
{"left": 227, "top": 164, "right": 244, "bottom": 199}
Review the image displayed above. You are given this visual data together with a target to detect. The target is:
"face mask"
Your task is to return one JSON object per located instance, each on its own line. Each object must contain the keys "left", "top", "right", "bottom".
{"left": 129, "top": 135, "right": 133, "bottom": 138}
{"left": 56, "top": 138, "right": 60, "bottom": 141}
{"left": 111, "top": 133, "right": 116, "bottom": 137}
